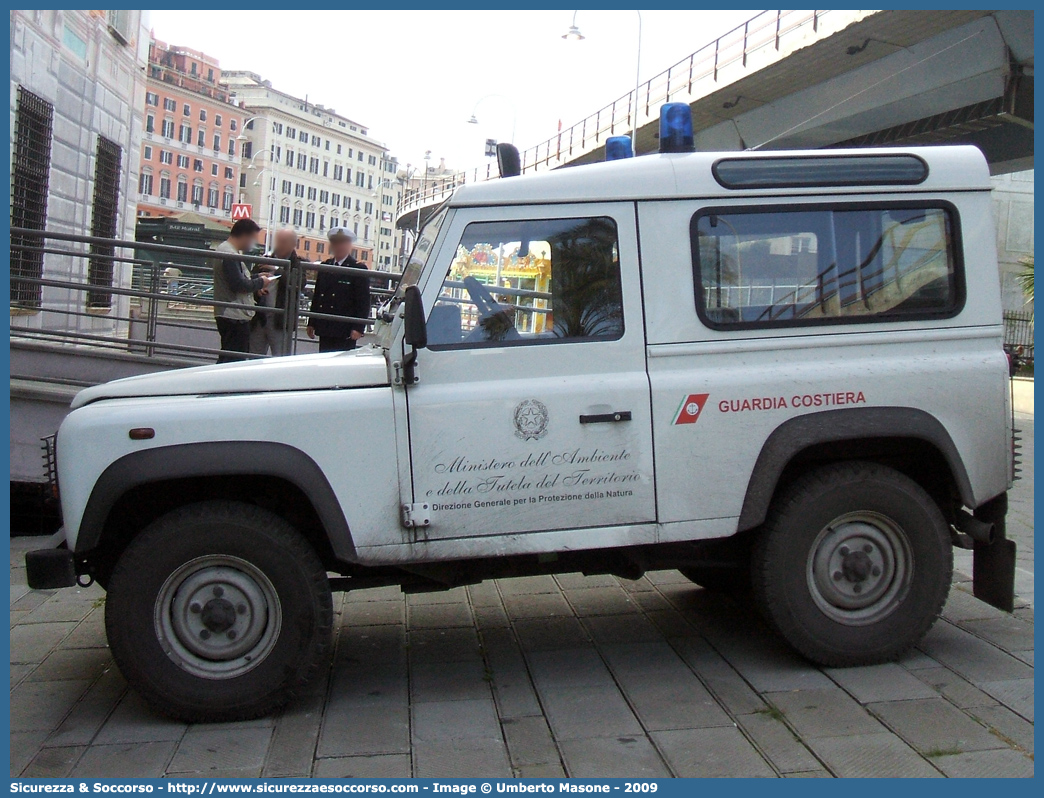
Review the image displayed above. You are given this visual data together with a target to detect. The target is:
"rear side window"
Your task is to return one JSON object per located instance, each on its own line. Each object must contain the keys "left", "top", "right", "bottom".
{"left": 691, "top": 203, "right": 963, "bottom": 329}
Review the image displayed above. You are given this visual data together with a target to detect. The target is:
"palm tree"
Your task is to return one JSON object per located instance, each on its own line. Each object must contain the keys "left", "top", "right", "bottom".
{"left": 1016, "top": 256, "right": 1033, "bottom": 304}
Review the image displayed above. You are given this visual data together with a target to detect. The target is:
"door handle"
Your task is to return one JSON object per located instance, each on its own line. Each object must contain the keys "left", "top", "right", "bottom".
{"left": 579, "top": 411, "right": 632, "bottom": 424}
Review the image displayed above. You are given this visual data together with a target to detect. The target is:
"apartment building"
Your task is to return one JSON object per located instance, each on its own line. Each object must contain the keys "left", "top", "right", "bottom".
{"left": 136, "top": 39, "right": 244, "bottom": 221}
{"left": 222, "top": 71, "right": 402, "bottom": 267}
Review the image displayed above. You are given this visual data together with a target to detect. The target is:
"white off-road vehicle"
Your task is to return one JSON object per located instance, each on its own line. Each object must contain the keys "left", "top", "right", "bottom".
{"left": 27, "top": 118, "right": 1017, "bottom": 722}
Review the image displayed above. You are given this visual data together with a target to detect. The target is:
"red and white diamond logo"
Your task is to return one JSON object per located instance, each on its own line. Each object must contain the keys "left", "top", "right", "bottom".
{"left": 673, "top": 393, "right": 709, "bottom": 425}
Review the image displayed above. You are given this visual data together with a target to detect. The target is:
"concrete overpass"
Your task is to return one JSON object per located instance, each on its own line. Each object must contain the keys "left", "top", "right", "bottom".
{"left": 398, "top": 8, "right": 1033, "bottom": 228}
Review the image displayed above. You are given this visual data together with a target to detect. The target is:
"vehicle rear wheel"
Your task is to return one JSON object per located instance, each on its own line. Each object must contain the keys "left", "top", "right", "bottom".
{"left": 105, "top": 500, "right": 332, "bottom": 722}
{"left": 751, "top": 462, "right": 951, "bottom": 667}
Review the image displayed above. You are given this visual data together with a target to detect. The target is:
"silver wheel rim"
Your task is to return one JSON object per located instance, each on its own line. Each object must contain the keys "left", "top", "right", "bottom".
{"left": 155, "top": 555, "right": 282, "bottom": 679}
{"left": 806, "top": 511, "right": 912, "bottom": 626}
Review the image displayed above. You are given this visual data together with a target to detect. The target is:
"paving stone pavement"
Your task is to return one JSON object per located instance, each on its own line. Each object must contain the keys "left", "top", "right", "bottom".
{"left": 9, "top": 415, "right": 1034, "bottom": 778}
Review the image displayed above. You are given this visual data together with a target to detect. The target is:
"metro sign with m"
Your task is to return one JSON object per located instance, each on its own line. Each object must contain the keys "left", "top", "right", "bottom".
{"left": 230, "top": 204, "right": 252, "bottom": 221}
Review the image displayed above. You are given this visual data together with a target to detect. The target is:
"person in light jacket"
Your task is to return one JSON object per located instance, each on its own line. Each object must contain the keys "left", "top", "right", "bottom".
{"left": 307, "top": 226, "right": 371, "bottom": 352}
{"left": 212, "top": 218, "right": 270, "bottom": 363}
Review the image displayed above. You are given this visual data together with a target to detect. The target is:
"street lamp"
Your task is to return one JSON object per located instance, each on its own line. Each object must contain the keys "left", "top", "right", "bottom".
{"left": 467, "top": 94, "right": 517, "bottom": 145}
{"left": 242, "top": 148, "right": 278, "bottom": 247}
{"left": 562, "top": 10, "right": 643, "bottom": 156}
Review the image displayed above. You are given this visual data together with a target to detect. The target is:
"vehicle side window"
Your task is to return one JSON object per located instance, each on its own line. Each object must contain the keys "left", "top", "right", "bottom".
{"left": 427, "top": 216, "right": 624, "bottom": 349}
{"left": 691, "top": 203, "right": 963, "bottom": 328}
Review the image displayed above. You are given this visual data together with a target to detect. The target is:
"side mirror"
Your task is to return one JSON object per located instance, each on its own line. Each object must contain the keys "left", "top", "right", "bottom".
{"left": 403, "top": 285, "right": 427, "bottom": 349}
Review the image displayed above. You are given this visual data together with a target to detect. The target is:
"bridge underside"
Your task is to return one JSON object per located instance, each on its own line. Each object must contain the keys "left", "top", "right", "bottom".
{"left": 576, "top": 10, "right": 1033, "bottom": 175}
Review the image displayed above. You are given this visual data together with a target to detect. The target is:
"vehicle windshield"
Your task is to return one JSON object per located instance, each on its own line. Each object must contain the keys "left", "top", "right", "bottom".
{"left": 376, "top": 203, "right": 449, "bottom": 347}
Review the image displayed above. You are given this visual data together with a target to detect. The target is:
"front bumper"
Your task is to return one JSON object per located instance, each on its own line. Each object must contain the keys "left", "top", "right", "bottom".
{"left": 25, "top": 528, "right": 77, "bottom": 589}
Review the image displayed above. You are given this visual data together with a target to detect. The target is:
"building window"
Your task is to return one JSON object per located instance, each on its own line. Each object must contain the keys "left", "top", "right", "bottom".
{"left": 286, "top": 126, "right": 296, "bottom": 139}
{"left": 225, "top": 167, "right": 234, "bottom": 180}
{"left": 183, "top": 103, "right": 191, "bottom": 117}
{"left": 162, "top": 119, "right": 175, "bottom": 138}
{"left": 197, "top": 129, "right": 205, "bottom": 147}
{"left": 160, "top": 174, "right": 171, "bottom": 199}
{"left": 281, "top": 180, "right": 291, "bottom": 194}
{"left": 299, "top": 130, "right": 307, "bottom": 142}
{"left": 163, "top": 98, "right": 176, "bottom": 112}
{"left": 143, "top": 145, "right": 153, "bottom": 161}
{"left": 333, "top": 165, "right": 343, "bottom": 181}
{"left": 211, "top": 163, "right": 219, "bottom": 176}
{"left": 356, "top": 172, "right": 365, "bottom": 187}
{"left": 280, "top": 206, "right": 290, "bottom": 224}
{"left": 213, "top": 133, "right": 221, "bottom": 151}
{"left": 208, "top": 68, "right": 214, "bottom": 82}
{"left": 303, "top": 240, "right": 310, "bottom": 252}
{"left": 193, "top": 159, "right": 203, "bottom": 173}
{"left": 228, "top": 140, "right": 236, "bottom": 157}
{"left": 87, "top": 137, "right": 122, "bottom": 308}
{"left": 323, "top": 161, "right": 329, "bottom": 177}
{"left": 177, "top": 154, "right": 189, "bottom": 169}
{"left": 192, "top": 182, "right": 204, "bottom": 205}
{"left": 364, "top": 224, "right": 370, "bottom": 240}
{"left": 178, "top": 124, "right": 190, "bottom": 143}
{"left": 368, "top": 155, "right": 377, "bottom": 166}
{"left": 10, "top": 87, "right": 53, "bottom": 307}
{"left": 230, "top": 119, "right": 237, "bottom": 132}
{"left": 243, "top": 141, "right": 253, "bottom": 159}
{"left": 345, "top": 168, "right": 352, "bottom": 183}
{"left": 146, "top": 114, "right": 155, "bottom": 134}
{"left": 317, "top": 242, "right": 325, "bottom": 254}
{"left": 199, "top": 109, "right": 207, "bottom": 122}
{"left": 310, "top": 158, "right": 319, "bottom": 174}
{"left": 320, "top": 190, "right": 329, "bottom": 203}
{"left": 307, "top": 187, "right": 317, "bottom": 201}
{"left": 331, "top": 192, "right": 340, "bottom": 206}
{"left": 306, "top": 212, "right": 315, "bottom": 229}
{"left": 207, "top": 185, "right": 219, "bottom": 208}
{"left": 337, "top": 144, "right": 342, "bottom": 155}
{"left": 139, "top": 170, "right": 153, "bottom": 195}
{"left": 223, "top": 189, "right": 234, "bottom": 211}
{"left": 215, "top": 114, "right": 223, "bottom": 127}
{"left": 293, "top": 208, "right": 303, "bottom": 226}
{"left": 358, "top": 151, "right": 364, "bottom": 162}
{"left": 146, "top": 92, "right": 159, "bottom": 107}
{"left": 240, "top": 174, "right": 246, "bottom": 188}
{"left": 297, "top": 153, "right": 306, "bottom": 170}
{"left": 273, "top": 122, "right": 282, "bottom": 135}
{"left": 319, "top": 215, "right": 325, "bottom": 231}
{"left": 160, "top": 150, "right": 172, "bottom": 165}
{"left": 295, "top": 183, "right": 305, "bottom": 198}
{"left": 331, "top": 216, "right": 339, "bottom": 228}
{"left": 364, "top": 201, "right": 373, "bottom": 214}
{"left": 177, "top": 177, "right": 188, "bottom": 202}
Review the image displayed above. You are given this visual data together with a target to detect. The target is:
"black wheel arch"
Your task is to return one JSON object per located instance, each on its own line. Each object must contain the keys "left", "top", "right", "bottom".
{"left": 74, "top": 441, "right": 355, "bottom": 563}
{"left": 737, "top": 406, "right": 978, "bottom": 532}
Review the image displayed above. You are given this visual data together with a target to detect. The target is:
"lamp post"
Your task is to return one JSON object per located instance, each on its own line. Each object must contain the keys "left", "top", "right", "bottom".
{"left": 563, "top": 10, "right": 643, "bottom": 156}
{"left": 467, "top": 94, "right": 518, "bottom": 147}
{"left": 244, "top": 148, "right": 278, "bottom": 249}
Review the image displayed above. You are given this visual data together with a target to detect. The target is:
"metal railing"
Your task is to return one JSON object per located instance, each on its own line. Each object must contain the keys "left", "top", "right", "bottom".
{"left": 1003, "top": 309, "right": 1034, "bottom": 363}
{"left": 10, "top": 228, "right": 401, "bottom": 364}
{"left": 396, "top": 10, "right": 833, "bottom": 221}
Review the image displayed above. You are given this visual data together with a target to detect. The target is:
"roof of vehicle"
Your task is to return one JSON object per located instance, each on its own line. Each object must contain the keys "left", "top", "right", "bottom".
{"left": 447, "top": 145, "right": 991, "bottom": 207}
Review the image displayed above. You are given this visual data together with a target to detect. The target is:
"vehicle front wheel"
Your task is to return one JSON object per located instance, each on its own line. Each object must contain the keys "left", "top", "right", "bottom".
{"left": 751, "top": 462, "right": 951, "bottom": 667}
{"left": 105, "top": 500, "right": 332, "bottom": 722}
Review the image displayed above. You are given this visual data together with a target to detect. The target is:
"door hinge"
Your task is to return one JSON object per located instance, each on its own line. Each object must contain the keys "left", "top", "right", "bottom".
{"left": 401, "top": 502, "right": 431, "bottom": 529}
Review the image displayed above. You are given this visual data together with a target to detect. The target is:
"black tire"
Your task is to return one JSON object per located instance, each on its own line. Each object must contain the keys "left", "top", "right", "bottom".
{"left": 751, "top": 461, "right": 951, "bottom": 667}
{"left": 105, "top": 500, "right": 332, "bottom": 722}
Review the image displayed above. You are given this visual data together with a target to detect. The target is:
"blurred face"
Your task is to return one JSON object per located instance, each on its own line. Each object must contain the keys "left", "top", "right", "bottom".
{"left": 232, "top": 232, "right": 258, "bottom": 252}
{"left": 330, "top": 236, "right": 353, "bottom": 261}
{"left": 273, "top": 230, "right": 296, "bottom": 258}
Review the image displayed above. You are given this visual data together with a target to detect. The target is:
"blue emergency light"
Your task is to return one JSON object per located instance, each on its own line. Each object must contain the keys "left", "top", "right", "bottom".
{"left": 605, "top": 136, "right": 633, "bottom": 161}
{"left": 659, "top": 103, "right": 694, "bottom": 154}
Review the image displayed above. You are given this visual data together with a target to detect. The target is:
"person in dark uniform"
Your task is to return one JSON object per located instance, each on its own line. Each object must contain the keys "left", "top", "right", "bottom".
{"left": 307, "top": 226, "right": 371, "bottom": 352}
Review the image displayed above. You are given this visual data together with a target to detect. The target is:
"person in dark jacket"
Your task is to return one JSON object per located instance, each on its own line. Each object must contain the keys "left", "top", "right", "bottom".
{"left": 212, "top": 218, "right": 270, "bottom": 363}
{"left": 307, "top": 226, "right": 371, "bottom": 352}
{"left": 250, "top": 228, "right": 301, "bottom": 357}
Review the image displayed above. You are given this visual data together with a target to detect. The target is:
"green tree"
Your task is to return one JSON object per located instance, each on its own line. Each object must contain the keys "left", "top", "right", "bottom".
{"left": 1016, "top": 256, "right": 1033, "bottom": 304}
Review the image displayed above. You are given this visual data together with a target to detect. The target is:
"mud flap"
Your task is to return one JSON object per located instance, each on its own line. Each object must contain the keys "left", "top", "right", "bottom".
{"left": 972, "top": 493, "right": 1016, "bottom": 613}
